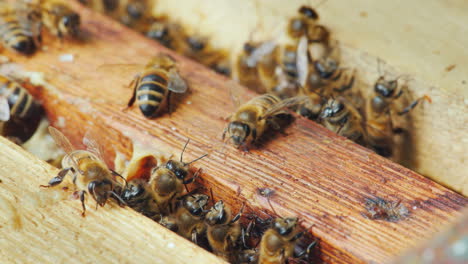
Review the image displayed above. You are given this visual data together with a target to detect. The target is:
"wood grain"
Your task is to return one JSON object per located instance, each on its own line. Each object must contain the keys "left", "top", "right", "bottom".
{"left": 3, "top": 3, "right": 467, "bottom": 263}
{"left": 150, "top": 0, "right": 468, "bottom": 195}
{"left": 0, "top": 137, "right": 226, "bottom": 264}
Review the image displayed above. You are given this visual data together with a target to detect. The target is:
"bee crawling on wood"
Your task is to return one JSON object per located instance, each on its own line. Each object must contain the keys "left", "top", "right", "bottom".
{"left": 0, "top": 2, "right": 41, "bottom": 55}
{"left": 125, "top": 54, "right": 188, "bottom": 118}
{"left": 41, "top": 127, "right": 126, "bottom": 217}
{"left": 258, "top": 217, "right": 316, "bottom": 264}
{"left": 223, "top": 83, "right": 309, "bottom": 150}
{"left": 362, "top": 197, "right": 409, "bottom": 222}
{"left": 170, "top": 193, "right": 210, "bottom": 243}
{"left": 31, "top": 0, "right": 81, "bottom": 39}
{"left": 121, "top": 139, "right": 207, "bottom": 218}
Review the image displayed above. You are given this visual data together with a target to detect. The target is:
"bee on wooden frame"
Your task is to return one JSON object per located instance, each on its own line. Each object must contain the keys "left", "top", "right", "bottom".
{"left": 172, "top": 193, "right": 210, "bottom": 243}
{"left": 29, "top": 0, "right": 81, "bottom": 39}
{"left": 0, "top": 74, "right": 43, "bottom": 143}
{"left": 205, "top": 200, "right": 245, "bottom": 262}
{"left": 0, "top": 2, "right": 41, "bottom": 55}
{"left": 100, "top": 53, "right": 188, "bottom": 118}
{"left": 145, "top": 16, "right": 188, "bottom": 53}
{"left": 121, "top": 139, "right": 207, "bottom": 217}
{"left": 258, "top": 217, "right": 316, "bottom": 264}
{"left": 365, "top": 63, "right": 431, "bottom": 157}
{"left": 41, "top": 127, "right": 126, "bottom": 216}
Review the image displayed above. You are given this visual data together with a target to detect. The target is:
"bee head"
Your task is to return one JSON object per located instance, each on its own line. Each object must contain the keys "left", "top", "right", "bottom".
{"left": 184, "top": 194, "right": 209, "bottom": 216}
{"left": 273, "top": 217, "right": 298, "bottom": 236}
{"left": 205, "top": 200, "right": 228, "bottom": 226}
{"left": 60, "top": 13, "right": 80, "bottom": 36}
{"left": 88, "top": 179, "right": 113, "bottom": 207}
{"left": 374, "top": 77, "right": 398, "bottom": 98}
{"left": 228, "top": 121, "right": 251, "bottom": 146}
{"left": 147, "top": 22, "right": 169, "bottom": 42}
{"left": 299, "top": 6, "right": 319, "bottom": 20}
{"left": 165, "top": 160, "right": 188, "bottom": 180}
{"left": 320, "top": 99, "right": 344, "bottom": 119}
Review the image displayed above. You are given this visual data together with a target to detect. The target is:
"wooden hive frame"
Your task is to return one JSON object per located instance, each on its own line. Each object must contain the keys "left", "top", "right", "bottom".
{"left": 0, "top": 1, "right": 467, "bottom": 263}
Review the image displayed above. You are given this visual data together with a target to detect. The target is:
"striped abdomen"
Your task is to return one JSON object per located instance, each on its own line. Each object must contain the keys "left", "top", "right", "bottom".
{"left": 0, "top": 13, "right": 36, "bottom": 55}
{"left": 252, "top": 93, "right": 281, "bottom": 113}
{"left": 0, "top": 76, "right": 39, "bottom": 120}
{"left": 136, "top": 69, "right": 169, "bottom": 118}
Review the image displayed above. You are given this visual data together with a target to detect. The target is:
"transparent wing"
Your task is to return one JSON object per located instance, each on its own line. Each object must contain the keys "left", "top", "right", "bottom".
{"left": 83, "top": 130, "right": 105, "bottom": 161}
{"left": 227, "top": 79, "right": 243, "bottom": 108}
{"left": 48, "top": 126, "right": 75, "bottom": 154}
{"left": 262, "top": 96, "right": 310, "bottom": 119}
{"left": 246, "top": 41, "right": 277, "bottom": 67}
{"left": 0, "top": 97, "right": 10, "bottom": 122}
{"left": 296, "top": 36, "right": 309, "bottom": 87}
{"left": 167, "top": 68, "right": 188, "bottom": 93}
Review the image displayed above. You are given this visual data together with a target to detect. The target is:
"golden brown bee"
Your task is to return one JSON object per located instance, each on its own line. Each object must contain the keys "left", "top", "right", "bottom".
{"left": 126, "top": 54, "right": 188, "bottom": 118}
{"left": 41, "top": 127, "right": 125, "bottom": 216}
{"left": 258, "top": 217, "right": 314, "bottom": 264}
{"left": 0, "top": 74, "right": 42, "bottom": 124}
{"left": 319, "top": 97, "right": 365, "bottom": 143}
{"left": 205, "top": 200, "right": 243, "bottom": 262}
{"left": 146, "top": 16, "right": 187, "bottom": 53}
{"left": 121, "top": 139, "right": 207, "bottom": 217}
{"left": 35, "top": 0, "right": 81, "bottom": 38}
{"left": 173, "top": 193, "right": 209, "bottom": 243}
{"left": 365, "top": 75, "right": 431, "bottom": 157}
{"left": 0, "top": 2, "right": 40, "bottom": 55}
{"left": 298, "top": 43, "right": 356, "bottom": 120}
{"left": 223, "top": 93, "right": 308, "bottom": 149}
{"left": 287, "top": 5, "right": 329, "bottom": 44}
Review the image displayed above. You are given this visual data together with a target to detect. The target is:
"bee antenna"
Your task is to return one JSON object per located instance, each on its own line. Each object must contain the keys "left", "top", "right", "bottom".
{"left": 180, "top": 138, "right": 190, "bottom": 162}
{"left": 186, "top": 153, "right": 208, "bottom": 165}
{"left": 267, "top": 197, "right": 280, "bottom": 217}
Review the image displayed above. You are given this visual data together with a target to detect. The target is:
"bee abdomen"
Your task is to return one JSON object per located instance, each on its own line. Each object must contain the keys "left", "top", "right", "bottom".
{"left": 0, "top": 19, "right": 36, "bottom": 55}
{"left": 136, "top": 74, "right": 168, "bottom": 117}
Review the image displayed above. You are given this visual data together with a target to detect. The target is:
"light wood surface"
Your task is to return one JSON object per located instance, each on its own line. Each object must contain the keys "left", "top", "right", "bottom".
{"left": 151, "top": 0, "right": 468, "bottom": 195}
{"left": 0, "top": 137, "right": 226, "bottom": 264}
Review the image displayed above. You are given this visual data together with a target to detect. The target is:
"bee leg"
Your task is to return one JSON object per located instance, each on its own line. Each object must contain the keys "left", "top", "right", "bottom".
{"left": 109, "top": 191, "right": 126, "bottom": 207}
{"left": 79, "top": 190, "right": 87, "bottom": 217}
{"left": 289, "top": 230, "right": 305, "bottom": 242}
{"left": 191, "top": 230, "right": 198, "bottom": 244}
{"left": 295, "top": 240, "right": 317, "bottom": 259}
{"left": 40, "top": 167, "right": 73, "bottom": 187}
{"left": 166, "top": 91, "right": 172, "bottom": 115}
{"left": 124, "top": 77, "right": 139, "bottom": 111}
{"left": 397, "top": 95, "right": 431, "bottom": 115}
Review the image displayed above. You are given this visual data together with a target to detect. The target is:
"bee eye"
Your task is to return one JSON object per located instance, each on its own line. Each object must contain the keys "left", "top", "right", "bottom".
{"left": 175, "top": 169, "right": 187, "bottom": 179}
{"left": 334, "top": 102, "right": 344, "bottom": 114}
{"left": 165, "top": 160, "right": 175, "bottom": 170}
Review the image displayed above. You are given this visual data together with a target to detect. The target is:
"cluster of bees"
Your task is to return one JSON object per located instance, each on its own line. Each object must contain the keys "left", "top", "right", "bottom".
{"left": 39, "top": 126, "right": 315, "bottom": 263}
{"left": 0, "top": 1, "right": 431, "bottom": 263}
{"left": 81, "top": 0, "right": 431, "bottom": 158}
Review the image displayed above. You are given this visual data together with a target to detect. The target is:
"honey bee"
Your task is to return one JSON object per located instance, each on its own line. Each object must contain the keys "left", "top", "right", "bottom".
{"left": 365, "top": 74, "right": 431, "bottom": 157}
{"left": 258, "top": 217, "right": 315, "bottom": 264}
{"left": 146, "top": 16, "right": 187, "bottom": 53}
{"left": 126, "top": 54, "right": 188, "bottom": 118}
{"left": 0, "top": 74, "right": 42, "bottom": 124}
{"left": 223, "top": 93, "right": 309, "bottom": 149}
{"left": 205, "top": 200, "right": 244, "bottom": 262}
{"left": 122, "top": 139, "right": 207, "bottom": 217}
{"left": 173, "top": 193, "right": 209, "bottom": 243}
{"left": 298, "top": 43, "right": 357, "bottom": 120}
{"left": 287, "top": 5, "right": 329, "bottom": 44}
{"left": 0, "top": 2, "right": 40, "bottom": 55}
{"left": 0, "top": 74, "right": 43, "bottom": 143}
{"left": 33, "top": 0, "right": 81, "bottom": 39}
{"left": 319, "top": 97, "right": 365, "bottom": 143}
{"left": 182, "top": 35, "right": 231, "bottom": 75}
{"left": 41, "top": 127, "right": 125, "bottom": 216}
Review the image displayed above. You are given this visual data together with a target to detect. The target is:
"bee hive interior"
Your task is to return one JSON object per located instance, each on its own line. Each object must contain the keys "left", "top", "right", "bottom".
{"left": 0, "top": 1, "right": 467, "bottom": 264}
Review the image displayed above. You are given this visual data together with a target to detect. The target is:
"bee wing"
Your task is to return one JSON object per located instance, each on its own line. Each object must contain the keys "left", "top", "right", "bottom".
{"left": 227, "top": 79, "right": 243, "bottom": 108}
{"left": 48, "top": 126, "right": 75, "bottom": 155}
{"left": 167, "top": 68, "right": 188, "bottom": 93}
{"left": 246, "top": 41, "right": 277, "bottom": 67}
{"left": 296, "top": 36, "right": 309, "bottom": 87}
{"left": 261, "top": 96, "right": 310, "bottom": 120}
{"left": 82, "top": 130, "right": 105, "bottom": 162}
{"left": 0, "top": 96, "right": 10, "bottom": 122}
